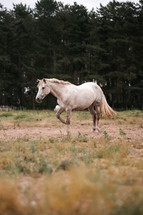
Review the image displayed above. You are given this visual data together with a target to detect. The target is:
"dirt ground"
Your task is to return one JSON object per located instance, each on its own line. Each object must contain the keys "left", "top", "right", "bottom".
{"left": 1, "top": 123, "right": 143, "bottom": 141}
{"left": 0, "top": 112, "right": 143, "bottom": 215}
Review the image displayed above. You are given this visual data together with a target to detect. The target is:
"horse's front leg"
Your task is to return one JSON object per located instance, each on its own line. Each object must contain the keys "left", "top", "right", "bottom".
{"left": 66, "top": 109, "right": 71, "bottom": 134}
{"left": 56, "top": 108, "right": 71, "bottom": 134}
{"left": 56, "top": 107, "right": 66, "bottom": 124}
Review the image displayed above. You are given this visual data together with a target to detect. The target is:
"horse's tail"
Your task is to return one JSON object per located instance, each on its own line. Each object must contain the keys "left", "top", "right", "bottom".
{"left": 100, "top": 93, "right": 116, "bottom": 117}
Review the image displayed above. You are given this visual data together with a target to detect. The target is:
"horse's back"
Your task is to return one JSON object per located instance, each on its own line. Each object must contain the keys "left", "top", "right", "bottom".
{"left": 77, "top": 82, "right": 102, "bottom": 94}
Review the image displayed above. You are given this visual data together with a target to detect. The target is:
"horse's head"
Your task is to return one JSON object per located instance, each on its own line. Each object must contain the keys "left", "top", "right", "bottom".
{"left": 36, "top": 79, "right": 50, "bottom": 103}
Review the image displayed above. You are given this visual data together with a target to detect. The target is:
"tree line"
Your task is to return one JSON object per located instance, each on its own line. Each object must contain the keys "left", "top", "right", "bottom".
{"left": 0, "top": 0, "right": 143, "bottom": 109}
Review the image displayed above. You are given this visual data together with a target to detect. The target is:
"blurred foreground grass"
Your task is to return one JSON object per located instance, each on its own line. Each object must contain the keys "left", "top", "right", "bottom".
{"left": 0, "top": 110, "right": 143, "bottom": 215}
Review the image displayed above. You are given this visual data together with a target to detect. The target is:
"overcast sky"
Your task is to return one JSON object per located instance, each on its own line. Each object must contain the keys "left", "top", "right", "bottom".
{"left": 0, "top": 0, "right": 140, "bottom": 11}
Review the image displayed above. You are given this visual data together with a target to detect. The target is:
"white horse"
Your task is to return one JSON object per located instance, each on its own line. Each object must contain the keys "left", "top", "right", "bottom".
{"left": 36, "top": 78, "right": 116, "bottom": 132}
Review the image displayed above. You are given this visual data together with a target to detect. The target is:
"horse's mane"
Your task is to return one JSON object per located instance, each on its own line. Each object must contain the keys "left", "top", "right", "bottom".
{"left": 47, "top": 78, "right": 71, "bottom": 85}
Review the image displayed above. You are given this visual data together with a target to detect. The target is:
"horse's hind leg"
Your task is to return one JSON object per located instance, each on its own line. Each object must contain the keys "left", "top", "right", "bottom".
{"left": 95, "top": 105, "right": 100, "bottom": 132}
{"left": 89, "top": 104, "right": 100, "bottom": 132}
{"left": 88, "top": 105, "right": 96, "bottom": 132}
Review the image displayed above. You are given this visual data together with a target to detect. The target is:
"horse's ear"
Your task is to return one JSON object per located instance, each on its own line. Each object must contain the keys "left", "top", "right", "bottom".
{"left": 43, "top": 78, "right": 46, "bottom": 83}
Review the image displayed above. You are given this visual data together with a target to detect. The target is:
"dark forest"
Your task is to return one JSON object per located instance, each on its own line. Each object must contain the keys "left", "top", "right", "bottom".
{"left": 0, "top": 0, "right": 143, "bottom": 109}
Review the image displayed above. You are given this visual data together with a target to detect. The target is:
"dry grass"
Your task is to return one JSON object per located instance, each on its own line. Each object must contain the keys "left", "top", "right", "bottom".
{"left": 0, "top": 110, "right": 143, "bottom": 215}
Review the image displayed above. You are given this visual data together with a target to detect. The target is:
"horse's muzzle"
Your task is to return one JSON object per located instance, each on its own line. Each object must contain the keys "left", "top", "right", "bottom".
{"left": 36, "top": 97, "right": 42, "bottom": 103}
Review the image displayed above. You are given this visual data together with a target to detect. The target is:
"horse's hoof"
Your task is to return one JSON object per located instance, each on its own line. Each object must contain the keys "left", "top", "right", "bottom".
{"left": 93, "top": 128, "right": 100, "bottom": 133}
{"left": 66, "top": 131, "right": 71, "bottom": 136}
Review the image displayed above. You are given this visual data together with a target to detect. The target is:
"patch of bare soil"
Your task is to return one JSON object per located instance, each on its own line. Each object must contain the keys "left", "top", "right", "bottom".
{"left": 0, "top": 123, "right": 143, "bottom": 141}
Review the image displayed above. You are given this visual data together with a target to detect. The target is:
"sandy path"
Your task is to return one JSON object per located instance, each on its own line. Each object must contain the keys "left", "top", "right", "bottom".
{"left": 0, "top": 124, "right": 143, "bottom": 141}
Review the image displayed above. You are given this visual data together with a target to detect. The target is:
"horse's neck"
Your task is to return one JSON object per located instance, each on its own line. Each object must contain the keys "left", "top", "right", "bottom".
{"left": 48, "top": 82, "right": 66, "bottom": 99}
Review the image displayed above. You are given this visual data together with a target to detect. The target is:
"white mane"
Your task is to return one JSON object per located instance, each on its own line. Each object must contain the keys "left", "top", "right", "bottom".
{"left": 47, "top": 78, "right": 71, "bottom": 85}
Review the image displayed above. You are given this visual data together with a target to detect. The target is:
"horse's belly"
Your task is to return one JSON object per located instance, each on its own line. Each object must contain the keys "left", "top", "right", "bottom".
{"left": 73, "top": 107, "right": 88, "bottom": 111}
{"left": 72, "top": 95, "right": 94, "bottom": 110}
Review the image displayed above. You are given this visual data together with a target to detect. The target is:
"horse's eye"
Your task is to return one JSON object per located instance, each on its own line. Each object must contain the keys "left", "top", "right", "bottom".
{"left": 42, "top": 87, "right": 45, "bottom": 90}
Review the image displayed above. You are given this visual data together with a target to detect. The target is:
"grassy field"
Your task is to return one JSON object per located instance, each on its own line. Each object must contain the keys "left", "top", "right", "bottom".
{"left": 0, "top": 110, "right": 143, "bottom": 215}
